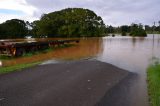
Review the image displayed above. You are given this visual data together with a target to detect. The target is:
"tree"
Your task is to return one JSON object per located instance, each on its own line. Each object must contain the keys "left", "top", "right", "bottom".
{"left": 159, "top": 21, "right": 160, "bottom": 33}
{"left": 33, "top": 8, "right": 106, "bottom": 38}
{"left": 105, "top": 25, "right": 115, "bottom": 34}
{"left": 145, "top": 25, "right": 152, "bottom": 32}
{"left": 0, "top": 19, "right": 28, "bottom": 39}
{"left": 130, "top": 23, "right": 147, "bottom": 37}
{"left": 121, "top": 25, "right": 130, "bottom": 36}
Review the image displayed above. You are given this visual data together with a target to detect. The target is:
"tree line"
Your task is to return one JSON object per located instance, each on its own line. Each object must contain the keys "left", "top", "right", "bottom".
{"left": 106, "top": 24, "right": 147, "bottom": 37}
{"left": 31, "top": 8, "right": 106, "bottom": 38}
{"left": 0, "top": 8, "right": 158, "bottom": 39}
{"left": 106, "top": 23, "right": 160, "bottom": 36}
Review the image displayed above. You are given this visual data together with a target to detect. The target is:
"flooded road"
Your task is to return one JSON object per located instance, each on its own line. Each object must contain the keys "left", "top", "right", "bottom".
{"left": 0, "top": 34, "right": 160, "bottom": 105}
{"left": 97, "top": 34, "right": 160, "bottom": 106}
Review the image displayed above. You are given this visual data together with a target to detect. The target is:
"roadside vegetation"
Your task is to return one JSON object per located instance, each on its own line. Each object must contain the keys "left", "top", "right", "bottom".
{"left": 0, "top": 62, "right": 40, "bottom": 74}
{"left": 147, "top": 62, "right": 160, "bottom": 106}
{"left": 0, "top": 44, "right": 74, "bottom": 74}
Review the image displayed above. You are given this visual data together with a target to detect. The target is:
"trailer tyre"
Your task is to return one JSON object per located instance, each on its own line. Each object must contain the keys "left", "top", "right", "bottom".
{"left": 15, "top": 48, "right": 26, "bottom": 56}
{"left": 30, "top": 47, "right": 38, "bottom": 53}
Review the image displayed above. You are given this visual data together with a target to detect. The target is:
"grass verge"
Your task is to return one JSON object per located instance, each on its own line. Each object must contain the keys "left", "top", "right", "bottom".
{"left": 0, "top": 44, "right": 75, "bottom": 74}
{"left": 0, "top": 62, "right": 41, "bottom": 74}
{"left": 147, "top": 64, "right": 160, "bottom": 106}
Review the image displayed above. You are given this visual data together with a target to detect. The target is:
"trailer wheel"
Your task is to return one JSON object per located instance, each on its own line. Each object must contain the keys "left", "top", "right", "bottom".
{"left": 15, "top": 48, "right": 26, "bottom": 56}
{"left": 30, "top": 47, "right": 38, "bottom": 53}
{"left": 40, "top": 44, "right": 49, "bottom": 50}
{"left": 76, "top": 40, "right": 79, "bottom": 43}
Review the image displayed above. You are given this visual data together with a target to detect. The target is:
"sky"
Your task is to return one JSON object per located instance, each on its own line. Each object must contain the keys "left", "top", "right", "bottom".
{"left": 0, "top": 0, "right": 160, "bottom": 26}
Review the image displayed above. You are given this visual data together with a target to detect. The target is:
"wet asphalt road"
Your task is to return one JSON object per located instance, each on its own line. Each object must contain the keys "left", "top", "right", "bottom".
{"left": 0, "top": 60, "right": 131, "bottom": 106}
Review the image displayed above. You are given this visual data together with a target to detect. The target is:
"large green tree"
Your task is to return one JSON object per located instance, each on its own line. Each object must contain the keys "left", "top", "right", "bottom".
{"left": 120, "top": 25, "right": 130, "bottom": 36}
{"left": 33, "top": 8, "right": 106, "bottom": 37}
{"left": 0, "top": 19, "right": 28, "bottom": 39}
{"left": 130, "top": 23, "right": 147, "bottom": 37}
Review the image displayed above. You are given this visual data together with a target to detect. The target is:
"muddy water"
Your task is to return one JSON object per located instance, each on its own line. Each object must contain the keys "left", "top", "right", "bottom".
{"left": 1, "top": 38, "right": 103, "bottom": 66}
{"left": 1, "top": 34, "right": 160, "bottom": 105}
{"left": 97, "top": 34, "right": 160, "bottom": 106}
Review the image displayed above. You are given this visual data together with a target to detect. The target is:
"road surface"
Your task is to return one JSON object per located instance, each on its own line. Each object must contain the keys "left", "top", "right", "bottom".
{"left": 0, "top": 60, "right": 133, "bottom": 106}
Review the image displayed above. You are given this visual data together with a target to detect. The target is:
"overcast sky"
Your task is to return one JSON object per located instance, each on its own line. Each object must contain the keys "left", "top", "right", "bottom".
{"left": 0, "top": 0, "right": 160, "bottom": 26}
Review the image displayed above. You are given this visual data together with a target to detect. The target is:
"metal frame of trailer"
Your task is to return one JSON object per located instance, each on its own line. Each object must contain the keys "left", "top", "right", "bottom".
{"left": 0, "top": 39, "right": 79, "bottom": 56}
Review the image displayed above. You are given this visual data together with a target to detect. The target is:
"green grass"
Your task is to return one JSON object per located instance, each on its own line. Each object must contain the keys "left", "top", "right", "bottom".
{"left": 147, "top": 63, "right": 160, "bottom": 106}
{"left": 0, "top": 55, "right": 14, "bottom": 60}
{"left": 0, "top": 62, "right": 41, "bottom": 74}
{"left": 0, "top": 44, "right": 75, "bottom": 74}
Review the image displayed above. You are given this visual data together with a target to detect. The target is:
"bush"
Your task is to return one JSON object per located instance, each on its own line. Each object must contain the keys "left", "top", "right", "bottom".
{"left": 121, "top": 31, "right": 127, "bottom": 36}
{"left": 130, "top": 24, "right": 147, "bottom": 37}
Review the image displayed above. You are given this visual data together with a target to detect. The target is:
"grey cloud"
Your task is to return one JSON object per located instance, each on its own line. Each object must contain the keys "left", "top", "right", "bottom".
{"left": 26, "top": 0, "right": 160, "bottom": 26}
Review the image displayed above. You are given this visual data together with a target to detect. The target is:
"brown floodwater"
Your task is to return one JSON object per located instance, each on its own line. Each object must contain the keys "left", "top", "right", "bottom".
{"left": 0, "top": 38, "right": 103, "bottom": 67}
{"left": 97, "top": 34, "right": 160, "bottom": 106}
{"left": 0, "top": 34, "right": 160, "bottom": 106}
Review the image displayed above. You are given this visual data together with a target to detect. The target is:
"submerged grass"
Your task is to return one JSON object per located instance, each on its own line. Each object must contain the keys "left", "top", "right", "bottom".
{"left": 0, "top": 44, "right": 74, "bottom": 74}
{"left": 147, "top": 63, "right": 160, "bottom": 106}
{"left": 0, "top": 62, "right": 41, "bottom": 74}
{"left": 0, "top": 55, "right": 14, "bottom": 60}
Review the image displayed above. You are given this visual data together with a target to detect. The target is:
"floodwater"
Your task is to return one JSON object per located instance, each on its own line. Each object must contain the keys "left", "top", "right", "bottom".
{"left": 97, "top": 34, "right": 160, "bottom": 106}
{"left": 1, "top": 34, "right": 160, "bottom": 105}
{"left": 0, "top": 38, "right": 103, "bottom": 66}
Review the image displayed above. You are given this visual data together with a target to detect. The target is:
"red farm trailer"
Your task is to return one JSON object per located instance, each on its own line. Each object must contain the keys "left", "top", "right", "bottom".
{"left": 0, "top": 39, "right": 79, "bottom": 56}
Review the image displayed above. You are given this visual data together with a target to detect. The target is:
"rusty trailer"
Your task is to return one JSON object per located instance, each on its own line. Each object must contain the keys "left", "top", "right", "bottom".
{"left": 0, "top": 39, "right": 79, "bottom": 57}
